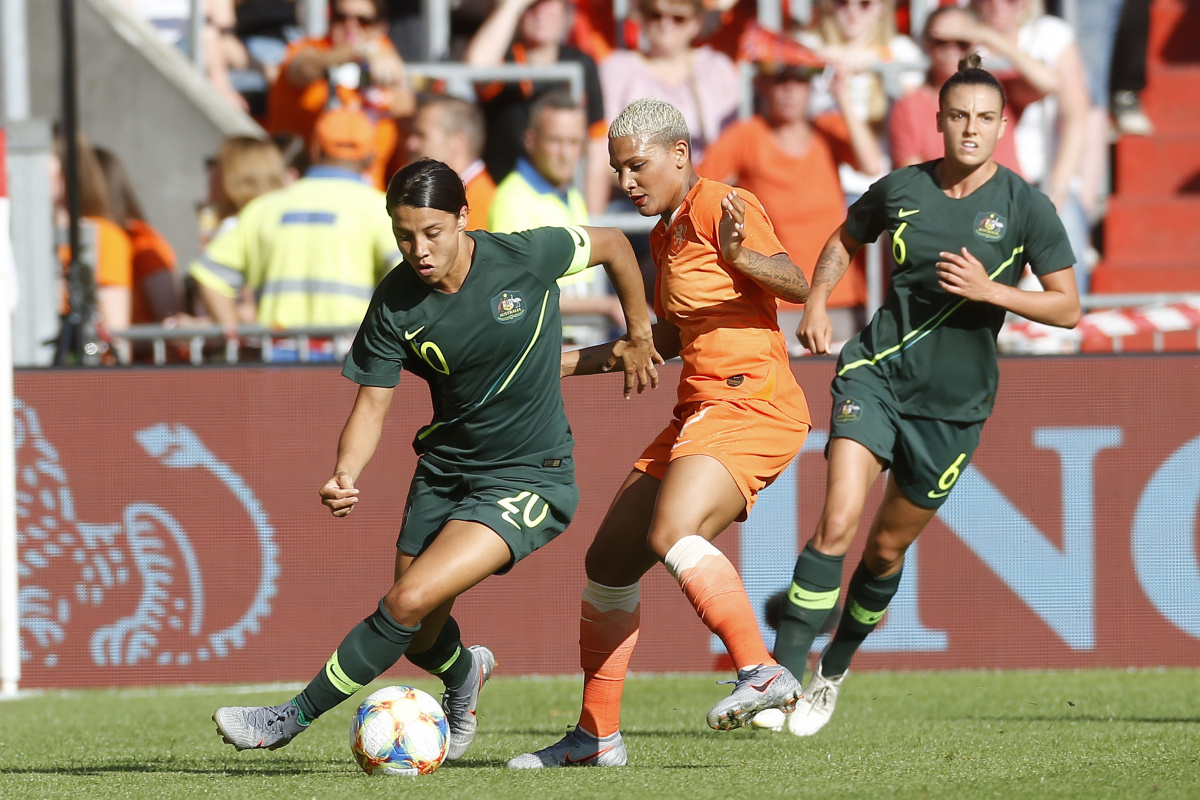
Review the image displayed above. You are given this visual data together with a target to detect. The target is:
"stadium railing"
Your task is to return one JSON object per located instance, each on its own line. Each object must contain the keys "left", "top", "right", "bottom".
{"left": 113, "top": 291, "right": 1200, "bottom": 366}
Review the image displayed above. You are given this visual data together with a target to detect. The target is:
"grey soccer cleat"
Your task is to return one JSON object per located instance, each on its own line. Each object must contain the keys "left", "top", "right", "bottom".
{"left": 442, "top": 644, "right": 496, "bottom": 761}
{"left": 706, "top": 663, "right": 802, "bottom": 731}
{"left": 506, "top": 727, "right": 627, "bottom": 769}
{"left": 213, "top": 700, "right": 308, "bottom": 751}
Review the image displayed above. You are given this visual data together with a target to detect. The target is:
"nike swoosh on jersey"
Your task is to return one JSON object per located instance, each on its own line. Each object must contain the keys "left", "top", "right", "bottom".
{"left": 898, "top": 208, "right": 920, "bottom": 218}
{"left": 404, "top": 326, "right": 426, "bottom": 340}
{"left": 569, "top": 227, "right": 587, "bottom": 248}
{"left": 927, "top": 489, "right": 950, "bottom": 499}
{"left": 564, "top": 745, "right": 614, "bottom": 765}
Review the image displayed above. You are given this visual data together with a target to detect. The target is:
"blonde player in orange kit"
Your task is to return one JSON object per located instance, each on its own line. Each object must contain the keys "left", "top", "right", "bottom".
{"left": 509, "top": 98, "right": 813, "bottom": 769}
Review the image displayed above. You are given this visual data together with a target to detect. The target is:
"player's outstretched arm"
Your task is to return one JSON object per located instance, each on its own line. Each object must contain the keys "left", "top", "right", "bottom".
{"left": 562, "top": 319, "right": 681, "bottom": 383}
{"left": 936, "top": 248, "right": 1081, "bottom": 329}
{"left": 583, "top": 226, "right": 663, "bottom": 398}
{"left": 320, "top": 385, "right": 395, "bottom": 517}
{"left": 718, "top": 191, "right": 809, "bottom": 304}
{"left": 797, "top": 224, "right": 864, "bottom": 354}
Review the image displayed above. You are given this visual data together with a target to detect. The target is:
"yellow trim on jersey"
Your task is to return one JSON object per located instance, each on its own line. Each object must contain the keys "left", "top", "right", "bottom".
{"left": 561, "top": 226, "right": 593, "bottom": 278}
{"left": 839, "top": 245, "right": 1025, "bottom": 377}
{"left": 496, "top": 291, "right": 551, "bottom": 394}
{"left": 415, "top": 290, "right": 551, "bottom": 442}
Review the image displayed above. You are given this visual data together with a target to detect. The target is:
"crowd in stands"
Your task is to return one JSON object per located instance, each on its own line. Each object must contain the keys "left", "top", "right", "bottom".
{"left": 60, "top": 0, "right": 1153, "bottom": 363}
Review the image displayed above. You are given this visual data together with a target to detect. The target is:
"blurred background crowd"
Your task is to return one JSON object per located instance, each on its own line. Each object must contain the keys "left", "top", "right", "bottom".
{"left": 5, "top": 0, "right": 1193, "bottom": 365}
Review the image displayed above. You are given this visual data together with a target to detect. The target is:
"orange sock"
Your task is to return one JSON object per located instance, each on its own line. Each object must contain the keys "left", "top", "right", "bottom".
{"left": 577, "top": 581, "right": 640, "bottom": 737}
{"left": 664, "top": 536, "right": 774, "bottom": 670}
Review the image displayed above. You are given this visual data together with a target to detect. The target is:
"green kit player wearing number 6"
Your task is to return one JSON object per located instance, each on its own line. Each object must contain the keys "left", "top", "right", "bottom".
{"left": 755, "top": 53, "right": 1082, "bottom": 738}
{"left": 212, "top": 158, "right": 661, "bottom": 760}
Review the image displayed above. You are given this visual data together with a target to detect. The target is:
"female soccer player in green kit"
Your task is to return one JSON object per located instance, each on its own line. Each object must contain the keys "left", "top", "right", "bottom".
{"left": 213, "top": 158, "right": 661, "bottom": 759}
{"left": 757, "top": 53, "right": 1082, "bottom": 737}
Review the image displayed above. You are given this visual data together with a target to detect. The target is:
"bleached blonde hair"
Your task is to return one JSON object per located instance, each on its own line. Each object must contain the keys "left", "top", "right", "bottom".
{"left": 608, "top": 98, "right": 691, "bottom": 150}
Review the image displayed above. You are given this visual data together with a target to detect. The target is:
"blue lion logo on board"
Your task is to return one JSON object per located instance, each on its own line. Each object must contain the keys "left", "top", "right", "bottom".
{"left": 493, "top": 290, "right": 526, "bottom": 324}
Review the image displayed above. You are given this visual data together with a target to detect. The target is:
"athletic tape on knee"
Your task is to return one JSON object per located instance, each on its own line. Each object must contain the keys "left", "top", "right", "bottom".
{"left": 663, "top": 535, "right": 723, "bottom": 582}
{"left": 582, "top": 580, "right": 640, "bottom": 614}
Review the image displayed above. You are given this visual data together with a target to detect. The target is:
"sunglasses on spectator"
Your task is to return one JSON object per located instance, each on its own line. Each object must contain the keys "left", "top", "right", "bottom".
{"left": 645, "top": 11, "right": 695, "bottom": 24}
{"left": 833, "top": 0, "right": 877, "bottom": 9}
{"left": 332, "top": 10, "right": 378, "bottom": 26}
{"left": 930, "top": 38, "right": 971, "bottom": 49}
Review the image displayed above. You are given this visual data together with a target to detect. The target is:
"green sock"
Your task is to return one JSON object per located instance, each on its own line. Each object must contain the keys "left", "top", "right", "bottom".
{"left": 294, "top": 600, "right": 420, "bottom": 721}
{"left": 773, "top": 542, "right": 845, "bottom": 681}
{"left": 821, "top": 561, "right": 902, "bottom": 677}
{"left": 405, "top": 615, "right": 472, "bottom": 691}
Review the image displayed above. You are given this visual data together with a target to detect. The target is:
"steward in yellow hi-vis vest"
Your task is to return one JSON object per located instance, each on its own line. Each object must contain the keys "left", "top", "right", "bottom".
{"left": 190, "top": 109, "right": 400, "bottom": 330}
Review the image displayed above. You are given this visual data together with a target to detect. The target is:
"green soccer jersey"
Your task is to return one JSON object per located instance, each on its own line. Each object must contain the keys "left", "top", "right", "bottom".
{"left": 343, "top": 226, "right": 592, "bottom": 470}
{"left": 837, "top": 162, "right": 1075, "bottom": 422}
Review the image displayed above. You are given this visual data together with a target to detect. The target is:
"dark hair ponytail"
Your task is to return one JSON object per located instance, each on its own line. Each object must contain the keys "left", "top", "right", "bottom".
{"left": 385, "top": 158, "right": 468, "bottom": 217}
{"left": 938, "top": 52, "right": 1007, "bottom": 110}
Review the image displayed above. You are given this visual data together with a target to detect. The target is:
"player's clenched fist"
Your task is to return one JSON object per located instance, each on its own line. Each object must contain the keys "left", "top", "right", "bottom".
{"left": 321, "top": 472, "right": 360, "bottom": 517}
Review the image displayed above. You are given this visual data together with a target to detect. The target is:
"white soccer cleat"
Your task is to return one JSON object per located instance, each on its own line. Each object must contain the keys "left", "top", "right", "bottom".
{"left": 750, "top": 707, "right": 789, "bottom": 732}
{"left": 786, "top": 663, "right": 846, "bottom": 737}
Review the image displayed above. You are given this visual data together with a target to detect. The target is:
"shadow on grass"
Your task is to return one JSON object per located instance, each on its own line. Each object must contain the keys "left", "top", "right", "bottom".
{"left": 489, "top": 727, "right": 715, "bottom": 739}
{"left": 969, "top": 715, "right": 1200, "bottom": 725}
{"left": 0, "top": 763, "right": 343, "bottom": 777}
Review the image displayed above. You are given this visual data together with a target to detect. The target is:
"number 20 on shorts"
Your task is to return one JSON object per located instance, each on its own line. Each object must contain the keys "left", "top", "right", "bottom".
{"left": 498, "top": 491, "right": 548, "bottom": 529}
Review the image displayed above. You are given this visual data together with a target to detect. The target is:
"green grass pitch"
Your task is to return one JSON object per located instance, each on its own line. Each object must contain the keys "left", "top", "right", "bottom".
{"left": 1, "top": 670, "right": 1197, "bottom": 799}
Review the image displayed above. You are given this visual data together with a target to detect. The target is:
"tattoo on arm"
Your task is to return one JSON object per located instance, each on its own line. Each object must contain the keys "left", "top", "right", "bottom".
{"left": 575, "top": 346, "right": 611, "bottom": 376}
{"left": 738, "top": 251, "right": 811, "bottom": 304}
{"left": 812, "top": 246, "right": 849, "bottom": 293}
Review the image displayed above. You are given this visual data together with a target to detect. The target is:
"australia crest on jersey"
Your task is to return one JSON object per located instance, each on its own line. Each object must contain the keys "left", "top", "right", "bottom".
{"left": 492, "top": 290, "right": 526, "bottom": 324}
{"left": 974, "top": 212, "right": 1007, "bottom": 242}
{"left": 834, "top": 398, "right": 863, "bottom": 424}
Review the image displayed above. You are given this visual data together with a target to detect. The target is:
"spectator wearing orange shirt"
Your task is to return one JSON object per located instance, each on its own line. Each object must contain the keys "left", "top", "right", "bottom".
{"left": 52, "top": 133, "right": 133, "bottom": 359}
{"left": 265, "top": 0, "right": 415, "bottom": 189}
{"left": 405, "top": 94, "right": 496, "bottom": 232}
{"left": 95, "top": 147, "right": 182, "bottom": 325}
{"left": 700, "top": 49, "right": 882, "bottom": 344}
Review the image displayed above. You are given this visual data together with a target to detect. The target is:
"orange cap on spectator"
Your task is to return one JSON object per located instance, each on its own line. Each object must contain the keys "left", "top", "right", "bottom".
{"left": 314, "top": 108, "right": 376, "bottom": 161}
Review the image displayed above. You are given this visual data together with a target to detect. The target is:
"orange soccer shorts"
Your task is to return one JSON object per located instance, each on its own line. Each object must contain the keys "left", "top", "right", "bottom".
{"left": 634, "top": 397, "right": 810, "bottom": 518}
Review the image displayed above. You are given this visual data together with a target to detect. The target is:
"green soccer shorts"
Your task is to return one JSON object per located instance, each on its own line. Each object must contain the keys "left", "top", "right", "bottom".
{"left": 828, "top": 376, "right": 984, "bottom": 510}
{"left": 397, "top": 456, "right": 579, "bottom": 572}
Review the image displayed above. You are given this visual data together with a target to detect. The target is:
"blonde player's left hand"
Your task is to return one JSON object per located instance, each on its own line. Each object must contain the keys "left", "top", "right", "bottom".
{"left": 718, "top": 191, "right": 748, "bottom": 266}
{"left": 936, "top": 247, "right": 995, "bottom": 303}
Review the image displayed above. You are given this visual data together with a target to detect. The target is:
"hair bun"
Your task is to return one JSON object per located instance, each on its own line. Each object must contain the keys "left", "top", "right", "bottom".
{"left": 959, "top": 52, "right": 984, "bottom": 72}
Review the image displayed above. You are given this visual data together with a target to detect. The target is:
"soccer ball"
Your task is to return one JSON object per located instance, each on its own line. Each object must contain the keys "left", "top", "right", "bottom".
{"left": 349, "top": 685, "right": 450, "bottom": 776}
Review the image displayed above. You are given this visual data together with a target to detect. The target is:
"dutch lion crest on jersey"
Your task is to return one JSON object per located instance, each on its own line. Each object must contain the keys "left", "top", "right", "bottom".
{"left": 974, "top": 212, "right": 1007, "bottom": 242}
{"left": 670, "top": 221, "right": 689, "bottom": 255}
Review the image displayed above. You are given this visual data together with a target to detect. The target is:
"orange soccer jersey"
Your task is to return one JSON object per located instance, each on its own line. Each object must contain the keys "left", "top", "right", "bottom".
{"left": 637, "top": 177, "right": 811, "bottom": 511}
{"left": 649, "top": 177, "right": 809, "bottom": 417}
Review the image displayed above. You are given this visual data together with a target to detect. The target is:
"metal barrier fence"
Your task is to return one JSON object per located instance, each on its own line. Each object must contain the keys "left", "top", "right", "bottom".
{"left": 112, "top": 292, "right": 1200, "bottom": 366}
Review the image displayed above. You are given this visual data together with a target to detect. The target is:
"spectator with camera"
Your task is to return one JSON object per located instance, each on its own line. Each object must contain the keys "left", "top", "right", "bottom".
{"left": 265, "top": 0, "right": 415, "bottom": 189}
